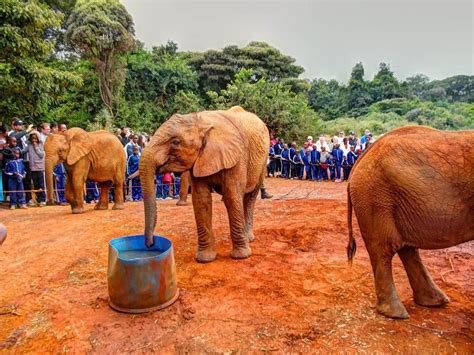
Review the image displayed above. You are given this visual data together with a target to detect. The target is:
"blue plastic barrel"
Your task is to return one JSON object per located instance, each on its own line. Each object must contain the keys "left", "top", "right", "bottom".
{"left": 107, "top": 235, "right": 179, "bottom": 313}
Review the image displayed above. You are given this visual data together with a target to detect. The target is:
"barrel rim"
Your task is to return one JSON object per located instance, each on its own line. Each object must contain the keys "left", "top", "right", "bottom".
{"left": 109, "top": 235, "right": 173, "bottom": 263}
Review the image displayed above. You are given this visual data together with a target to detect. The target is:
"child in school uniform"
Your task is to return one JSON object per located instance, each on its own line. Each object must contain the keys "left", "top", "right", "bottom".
{"left": 5, "top": 149, "right": 27, "bottom": 209}
{"left": 319, "top": 146, "right": 330, "bottom": 181}
{"left": 127, "top": 146, "right": 142, "bottom": 201}
{"left": 328, "top": 155, "right": 336, "bottom": 182}
{"left": 310, "top": 145, "right": 321, "bottom": 181}
{"left": 292, "top": 150, "right": 304, "bottom": 179}
{"left": 172, "top": 173, "right": 180, "bottom": 199}
{"left": 162, "top": 172, "right": 172, "bottom": 199}
{"left": 156, "top": 173, "right": 163, "bottom": 200}
{"left": 303, "top": 148, "right": 312, "bottom": 180}
{"left": 53, "top": 163, "right": 67, "bottom": 205}
{"left": 342, "top": 156, "right": 350, "bottom": 181}
{"left": 85, "top": 180, "right": 99, "bottom": 204}
{"left": 332, "top": 142, "right": 344, "bottom": 183}
{"left": 268, "top": 143, "right": 275, "bottom": 177}
{"left": 345, "top": 145, "right": 358, "bottom": 180}
{"left": 281, "top": 144, "right": 290, "bottom": 179}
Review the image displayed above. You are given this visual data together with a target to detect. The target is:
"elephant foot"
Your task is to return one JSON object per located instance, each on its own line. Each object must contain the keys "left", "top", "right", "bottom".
{"left": 176, "top": 200, "right": 188, "bottom": 206}
{"left": 376, "top": 299, "right": 409, "bottom": 319}
{"left": 195, "top": 248, "right": 217, "bottom": 263}
{"left": 231, "top": 245, "right": 252, "bottom": 260}
{"left": 112, "top": 203, "right": 125, "bottom": 210}
{"left": 71, "top": 206, "right": 85, "bottom": 214}
{"left": 46, "top": 200, "right": 56, "bottom": 206}
{"left": 414, "top": 288, "right": 449, "bottom": 307}
{"left": 94, "top": 203, "right": 109, "bottom": 210}
{"left": 245, "top": 232, "right": 255, "bottom": 242}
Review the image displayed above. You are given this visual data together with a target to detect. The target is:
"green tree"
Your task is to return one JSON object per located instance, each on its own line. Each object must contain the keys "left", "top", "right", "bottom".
{"left": 187, "top": 41, "right": 304, "bottom": 95}
{"left": 0, "top": 0, "right": 81, "bottom": 120}
{"left": 65, "top": 0, "right": 135, "bottom": 121}
{"left": 370, "top": 63, "right": 403, "bottom": 102}
{"left": 346, "top": 62, "right": 372, "bottom": 116}
{"left": 405, "top": 74, "right": 430, "bottom": 99}
{"left": 308, "top": 79, "right": 346, "bottom": 120}
{"left": 209, "top": 69, "right": 320, "bottom": 141}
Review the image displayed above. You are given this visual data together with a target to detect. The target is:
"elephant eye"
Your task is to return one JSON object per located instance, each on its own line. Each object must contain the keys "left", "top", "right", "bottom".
{"left": 171, "top": 139, "right": 180, "bottom": 146}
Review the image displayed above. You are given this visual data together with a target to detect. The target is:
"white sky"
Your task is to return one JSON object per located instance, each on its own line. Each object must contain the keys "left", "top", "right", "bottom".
{"left": 122, "top": 0, "right": 473, "bottom": 82}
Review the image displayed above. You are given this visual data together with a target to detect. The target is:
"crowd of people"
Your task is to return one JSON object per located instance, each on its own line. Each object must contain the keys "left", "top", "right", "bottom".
{"left": 267, "top": 130, "right": 376, "bottom": 182}
{"left": 1, "top": 116, "right": 378, "bottom": 210}
{"left": 0, "top": 120, "right": 181, "bottom": 210}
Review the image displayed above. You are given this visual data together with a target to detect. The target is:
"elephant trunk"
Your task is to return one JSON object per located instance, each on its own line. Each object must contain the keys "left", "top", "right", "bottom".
{"left": 140, "top": 148, "right": 163, "bottom": 248}
{"left": 45, "top": 157, "right": 58, "bottom": 205}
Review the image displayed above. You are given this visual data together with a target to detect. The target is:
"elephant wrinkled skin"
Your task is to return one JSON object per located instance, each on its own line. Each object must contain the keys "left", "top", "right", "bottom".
{"left": 44, "top": 128, "right": 126, "bottom": 214}
{"left": 347, "top": 126, "right": 474, "bottom": 319}
{"left": 140, "top": 106, "right": 269, "bottom": 262}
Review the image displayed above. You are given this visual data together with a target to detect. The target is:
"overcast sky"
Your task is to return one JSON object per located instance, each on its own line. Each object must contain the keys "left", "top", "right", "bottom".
{"left": 122, "top": 0, "right": 473, "bottom": 82}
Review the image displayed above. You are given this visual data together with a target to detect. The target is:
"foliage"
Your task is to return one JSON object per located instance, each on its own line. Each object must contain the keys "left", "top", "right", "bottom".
{"left": 187, "top": 41, "right": 304, "bottom": 95}
{"left": 346, "top": 62, "right": 372, "bottom": 116}
{"left": 0, "top": 0, "right": 81, "bottom": 120}
{"left": 208, "top": 69, "right": 321, "bottom": 141}
{"left": 65, "top": 0, "right": 135, "bottom": 120}
{"left": 308, "top": 79, "right": 346, "bottom": 120}
{"left": 369, "top": 63, "right": 404, "bottom": 102}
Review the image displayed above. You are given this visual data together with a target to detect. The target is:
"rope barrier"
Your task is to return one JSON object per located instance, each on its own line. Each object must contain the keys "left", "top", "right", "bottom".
{"left": 1, "top": 183, "right": 179, "bottom": 194}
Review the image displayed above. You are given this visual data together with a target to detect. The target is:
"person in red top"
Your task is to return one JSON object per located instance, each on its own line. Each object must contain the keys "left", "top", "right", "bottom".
{"left": 162, "top": 172, "right": 172, "bottom": 199}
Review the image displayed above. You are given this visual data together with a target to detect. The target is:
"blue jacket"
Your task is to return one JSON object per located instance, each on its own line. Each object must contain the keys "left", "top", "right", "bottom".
{"left": 127, "top": 154, "right": 140, "bottom": 175}
{"left": 310, "top": 150, "right": 320, "bottom": 164}
{"left": 269, "top": 146, "right": 275, "bottom": 158}
{"left": 281, "top": 148, "right": 290, "bottom": 160}
{"left": 347, "top": 151, "right": 358, "bottom": 165}
{"left": 289, "top": 147, "right": 296, "bottom": 160}
{"left": 302, "top": 154, "right": 311, "bottom": 166}
{"left": 6, "top": 159, "right": 26, "bottom": 182}
{"left": 293, "top": 154, "right": 302, "bottom": 164}
{"left": 332, "top": 147, "right": 344, "bottom": 164}
{"left": 273, "top": 143, "right": 283, "bottom": 156}
{"left": 53, "top": 163, "right": 66, "bottom": 176}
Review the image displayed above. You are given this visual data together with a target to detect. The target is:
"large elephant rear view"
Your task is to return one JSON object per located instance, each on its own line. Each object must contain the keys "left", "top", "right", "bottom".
{"left": 140, "top": 106, "right": 269, "bottom": 263}
{"left": 347, "top": 126, "right": 474, "bottom": 319}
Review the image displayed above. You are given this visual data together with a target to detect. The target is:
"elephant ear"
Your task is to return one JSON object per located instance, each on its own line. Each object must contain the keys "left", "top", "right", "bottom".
{"left": 193, "top": 112, "right": 244, "bottom": 178}
{"left": 66, "top": 128, "right": 93, "bottom": 165}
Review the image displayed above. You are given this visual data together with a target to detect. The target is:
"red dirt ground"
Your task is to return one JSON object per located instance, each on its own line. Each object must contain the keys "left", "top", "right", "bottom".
{"left": 0, "top": 179, "right": 472, "bottom": 353}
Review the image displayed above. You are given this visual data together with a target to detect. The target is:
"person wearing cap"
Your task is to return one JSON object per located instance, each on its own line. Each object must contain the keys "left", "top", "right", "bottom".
{"left": 348, "top": 131, "right": 356, "bottom": 146}
{"left": 9, "top": 119, "right": 34, "bottom": 204}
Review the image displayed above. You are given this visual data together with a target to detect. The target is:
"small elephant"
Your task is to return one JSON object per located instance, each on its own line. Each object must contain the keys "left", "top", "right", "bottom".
{"left": 45, "top": 128, "right": 126, "bottom": 214}
{"left": 347, "top": 126, "right": 474, "bottom": 319}
{"left": 140, "top": 106, "right": 269, "bottom": 262}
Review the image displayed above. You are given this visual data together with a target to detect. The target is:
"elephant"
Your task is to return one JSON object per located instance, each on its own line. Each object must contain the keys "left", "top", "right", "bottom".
{"left": 44, "top": 128, "right": 126, "bottom": 214}
{"left": 140, "top": 106, "right": 269, "bottom": 262}
{"left": 347, "top": 126, "right": 474, "bottom": 319}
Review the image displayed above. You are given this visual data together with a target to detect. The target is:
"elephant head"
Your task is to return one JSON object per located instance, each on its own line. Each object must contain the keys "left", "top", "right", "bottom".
{"left": 44, "top": 128, "right": 92, "bottom": 203}
{"left": 140, "top": 112, "right": 244, "bottom": 247}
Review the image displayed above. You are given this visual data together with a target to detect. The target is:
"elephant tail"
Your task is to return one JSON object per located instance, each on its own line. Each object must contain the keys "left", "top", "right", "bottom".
{"left": 347, "top": 183, "right": 356, "bottom": 264}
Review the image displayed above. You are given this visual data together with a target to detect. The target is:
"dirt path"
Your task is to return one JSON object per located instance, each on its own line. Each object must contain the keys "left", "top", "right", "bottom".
{"left": 0, "top": 179, "right": 472, "bottom": 352}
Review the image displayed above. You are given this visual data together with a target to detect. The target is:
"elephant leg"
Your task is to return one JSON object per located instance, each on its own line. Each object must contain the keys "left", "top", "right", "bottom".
{"left": 71, "top": 175, "right": 86, "bottom": 214}
{"left": 177, "top": 172, "right": 190, "bottom": 206}
{"left": 95, "top": 186, "right": 109, "bottom": 210}
{"left": 398, "top": 246, "right": 449, "bottom": 307}
{"left": 243, "top": 185, "right": 260, "bottom": 242}
{"left": 192, "top": 181, "right": 216, "bottom": 263}
{"left": 113, "top": 181, "right": 125, "bottom": 210}
{"left": 223, "top": 187, "right": 251, "bottom": 260}
{"left": 65, "top": 176, "right": 75, "bottom": 208}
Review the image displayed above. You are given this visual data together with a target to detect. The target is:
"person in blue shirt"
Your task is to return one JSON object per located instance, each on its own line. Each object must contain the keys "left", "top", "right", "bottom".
{"left": 85, "top": 180, "right": 99, "bottom": 204}
{"left": 310, "top": 145, "right": 321, "bottom": 181}
{"left": 345, "top": 145, "right": 358, "bottom": 180}
{"left": 5, "top": 149, "right": 27, "bottom": 209}
{"left": 124, "top": 134, "right": 142, "bottom": 159}
{"left": 53, "top": 163, "right": 67, "bottom": 205}
{"left": 303, "top": 148, "right": 312, "bottom": 180}
{"left": 289, "top": 142, "right": 297, "bottom": 179}
{"left": 332, "top": 142, "right": 344, "bottom": 182}
{"left": 172, "top": 173, "right": 180, "bottom": 199}
{"left": 156, "top": 173, "right": 163, "bottom": 199}
{"left": 292, "top": 150, "right": 303, "bottom": 179}
{"left": 328, "top": 155, "right": 336, "bottom": 181}
{"left": 127, "top": 146, "right": 142, "bottom": 201}
{"left": 268, "top": 143, "right": 275, "bottom": 177}
{"left": 272, "top": 138, "right": 284, "bottom": 177}
{"left": 280, "top": 144, "right": 290, "bottom": 179}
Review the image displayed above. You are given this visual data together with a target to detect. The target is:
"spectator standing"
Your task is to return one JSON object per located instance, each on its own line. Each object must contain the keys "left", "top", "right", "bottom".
{"left": 162, "top": 172, "right": 172, "bottom": 199}
{"left": 341, "top": 137, "right": 350, "bottom": 157}
{"left": 27, "top": 132, "right": 46, "bottom": 206}
{"left": 273, "top": 138, "right": 284, "bottom": 177}
{"left": 345, "top": 145, "right": 358, "bottom": 180}
{"left": 268, "top": 143, "right": 275, "bottom": 177}
{"left": 50, "top": 122, "right": 59, "bottom": 134}
{"left": 85, "top": 180, "right": 99, "bottom": 204}
{"left": 172, "top": 173, "right": 180, "bottom": 199}
{"left": 316, "top": 135, "right": 329, "bottom": 152}
{"left": 348, "top": 131, "right": 356, "bottom": 146}
{"left": 5, "top": 149, "right": 27, "bottom": 209}
{"left": 332, "top": 142, "right": 344, "bottom": 183}
{"left": 58, "top": 123, "right": 67, "bottom": 133}
{"left": 337, "top": 131, "right": 345, "bottom": 144}
{"left": 319, "top": 146, "right": 331, "bottom": 181}
{"left": 289, "top": 142, "right": 297, "bottom": 179}
{"left": 310, "top": 144, "right": 321, "bottom": 181}
{"left": 127, "top": 146, "right": 142, "bottom": 201}
{"left": 53, "top": 163, "right": 67, "bottom": 205}
{"left": 124, "top": 134, "right": 142, "bottom": 159}
{"left": 360, "top": 129, "right": 370, "bottom": 146}
{"left": 39, "top": 123, "right": 51, "bottom": 144}
{"left": 303, "top": 148, "right": 312, "bottom": 180}
{"left": 281, "top": 143, "right": 290, "bottom": 178}
{"left": 156, "top": 172, "right": 163, "bottom": 200}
